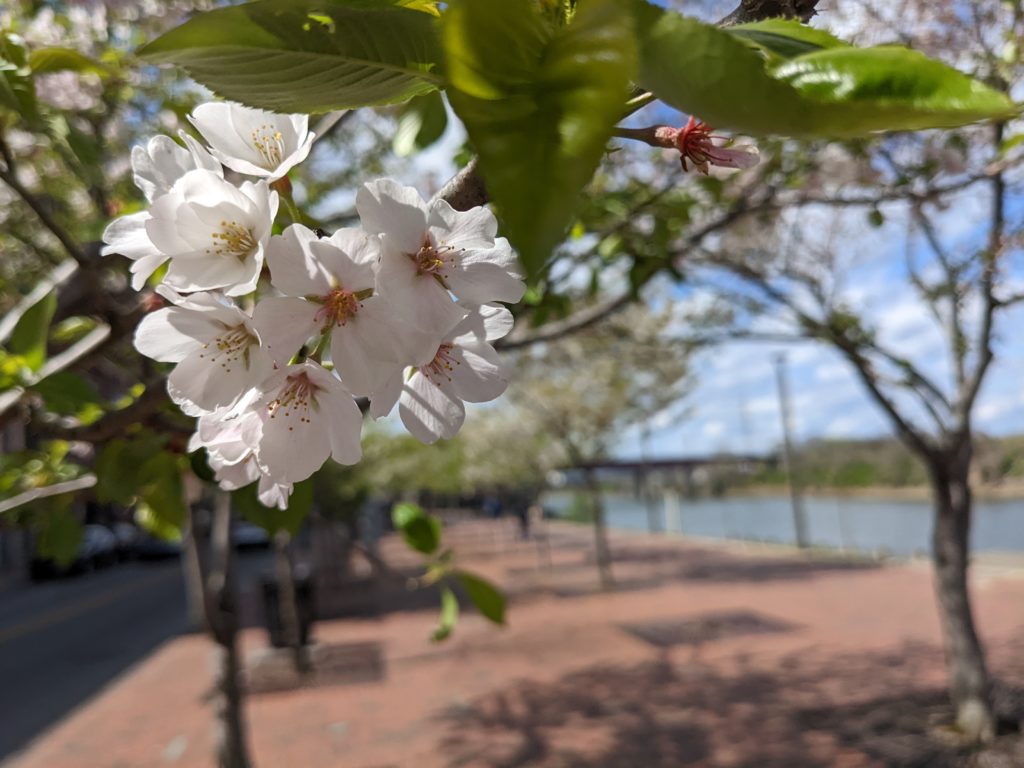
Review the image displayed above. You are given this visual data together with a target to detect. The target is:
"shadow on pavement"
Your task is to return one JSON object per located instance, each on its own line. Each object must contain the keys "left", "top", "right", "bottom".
{"left": 437, "top": 637, "right": 1024, "bottom": 768}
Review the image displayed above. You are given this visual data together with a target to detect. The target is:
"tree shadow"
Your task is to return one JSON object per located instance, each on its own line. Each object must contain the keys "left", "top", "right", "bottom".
{"left": 438, "top": 636, "right": 1024, "bottom": 768}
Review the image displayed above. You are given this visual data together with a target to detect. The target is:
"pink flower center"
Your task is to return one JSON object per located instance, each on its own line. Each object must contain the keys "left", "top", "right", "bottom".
{"left": 266, "top": 372, "right": 317, "bottom": 431}
{"left": 197, "top": 325, "right": 256, "bottom": 374}
{"left": 420, "top": 343, "right": 460, "bottom": 386}
{"left": 411, "top": 235, "right": 460, "bottom": 281}
{"left": 316, "top": 287, "right": 362, "bottom": 328}
{"left": 674, "top": 116, "right": 717, "bottom": 172}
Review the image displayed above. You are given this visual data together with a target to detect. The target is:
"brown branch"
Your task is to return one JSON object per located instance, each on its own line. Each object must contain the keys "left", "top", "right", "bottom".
{"left": 958, "top": 123, "right": 1006, "bottom": 429}
{"left": 718, "top": 0, "right": 821, "bottom": 26}
{"left": 434, "top": 158, "right": 487, "bottom": 212}
{"left": 0, "top": 135, "right": 91, "bottom": 266}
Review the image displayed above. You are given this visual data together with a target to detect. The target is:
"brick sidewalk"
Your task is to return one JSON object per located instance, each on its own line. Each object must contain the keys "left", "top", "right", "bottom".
{"left": 8, "top": 520, "right": 1024, "bottom": 768}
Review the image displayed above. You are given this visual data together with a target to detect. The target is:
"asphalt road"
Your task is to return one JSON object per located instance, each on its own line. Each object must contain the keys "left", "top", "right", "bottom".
{"left": 0, "top": 558, "right": 189, "bottom": 761}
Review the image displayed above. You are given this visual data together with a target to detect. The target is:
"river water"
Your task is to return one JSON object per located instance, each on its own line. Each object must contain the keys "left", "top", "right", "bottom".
{"left": 542, "top": 491, "right": 1024, "bottom": 556}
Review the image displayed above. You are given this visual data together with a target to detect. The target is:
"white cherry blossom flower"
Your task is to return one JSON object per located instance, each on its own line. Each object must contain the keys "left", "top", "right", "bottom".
{"left": 101, "top": 133, "right": 222, "bottom": 290}
{"left": 252, "top": 361, "right": 362, "bottom": 484}
{"left": 189, "top": 101, "right": 314, "bottom": 181}
{"left": 134, "top": 288, "right": 273, "bottom": 415}
{"left": 145, "top": 169, "right": 277, "bottom": 296}
{"left": 256, "top": 224, "right": 421, "bottom": 395}
{"left": 370, "top": 304, "right": 513, "bottom": 444}
{"left": 356, "top": 179, "right": 525, "bottom": 346}
{"left": 188, "top": 406, "right": 292, "bottom": 509}
{"left": 133, "top": 132, "right": 221, "bottom": 203}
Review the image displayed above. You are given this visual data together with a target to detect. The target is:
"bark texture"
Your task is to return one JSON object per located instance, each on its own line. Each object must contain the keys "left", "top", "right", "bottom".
{"left": 928, "top": 450, "right": 996, "bottom": 742}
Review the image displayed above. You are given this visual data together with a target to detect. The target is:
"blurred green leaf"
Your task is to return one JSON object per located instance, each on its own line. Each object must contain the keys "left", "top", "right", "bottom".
{"left": 391, "top": 501, "right": 441, "bottom": 555}
{"left": 8, "top": 290, "right": 55, "bottom": 372}
{"left": 393, "top": 91, "right": 448, "bottom": 156}
{"left": 139, "top": 0, "right": 442, "bottom": 113}
{"left": 457, "top": 570, "right": 505, "bottom": 625}
{"left": 0, "top": 33, "right": 37, "bottom": 119}
{"left": 138, "top": 452, "right": 186, "bottom": 540}
{"left": 95, "top": 435, "right": 166, "bottom": 506}
{"left": 34, "top": 499, "right": 81, "bottom": 567}
{"left": 28, "top": 47, "right": 111, "bottom": 76}
{"left": 443, "top": 0, "right": 636, "bottom": 277}
{"left": 233, "top": 477, "right": 313, "bottom": 536}
{"left": 632, "top": 1, "right": 1018, "bottom": 137}
{"left": 30, "top": 372, "right": 102, "bottom": 417}
{"left": 432, "top": 586, "right": 459, "bottom": 642}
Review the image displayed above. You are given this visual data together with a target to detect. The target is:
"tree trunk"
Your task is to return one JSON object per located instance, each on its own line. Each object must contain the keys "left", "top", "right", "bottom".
{"left": 274, "top": 530, "right": 308, "bottom": 674}
{"left": 583, "top": 468, "right": 614, "bottom": 589}
{"left": 928, "top": 451, "right": 996, "bottom": 742}
{"left": 188, "top": 494, "right": 254, "bottom": 768}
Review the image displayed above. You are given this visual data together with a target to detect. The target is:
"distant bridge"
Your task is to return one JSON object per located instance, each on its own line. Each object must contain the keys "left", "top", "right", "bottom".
{"left": 569, "top": 454, "right": 776, "bottom": 473}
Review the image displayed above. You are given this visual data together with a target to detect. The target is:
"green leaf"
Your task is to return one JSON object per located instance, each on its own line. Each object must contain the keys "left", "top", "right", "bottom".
{"left": 432, "top": 586, "right": 459, "bottom": 642}
{"left": 34, "top": 498, "right": 81, "bottom": 567}
{"left": 391, "top": 501, "right": 441, "bottom": 555}
{"left": 138, "top": 452, "right": 187, "bottom": 539}
{"left": 8, "top": 290, "right": 55, "bottom": 372}
{"left": 139, "top": 0, "right": 442, "bottom": 113}
{"left": 28, "top": 47, "right": 110, "bottom": 76}
{"left": 728, "top": 19, "right": 846, "bottom": 59}
{"left": 233, "top": 477, "right": 313, "bottom": 536}
{"left": 0, "top": 33, "right": 37, "bottom": 119}
{"left": 631, "top": 1, "right": 1018, "bottom": 137}
{"left": 443, "top": 0, "right": 636, "bottom": 277}
{"left": 456, "top": 570, "right": 505, "bottom": 625}
{"left": 30, "top": 372, "right": 102, "bottom": 416}
{"left": 95, "top": 435, "right": 166, "bottom": 506}
{"left": 393, "top": 91, "right": 448, "bottom": 156}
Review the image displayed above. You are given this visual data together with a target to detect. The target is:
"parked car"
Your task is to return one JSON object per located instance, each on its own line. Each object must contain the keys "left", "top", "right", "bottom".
{"left": 29, "top": 524, "right": 118, "bottom": 580}
{"left": 112, "top": 522, "right": 140, "bottom": 560}
{"left": 232, "top": 521, "right": 270, "bottom": 550}
{"left": 135, "top": 532, "right": 182, "bottom": 560}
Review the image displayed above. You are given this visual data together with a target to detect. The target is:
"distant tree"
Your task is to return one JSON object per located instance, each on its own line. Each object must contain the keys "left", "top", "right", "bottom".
{"left": 508, "top": 302, "right": 693, "bottom": 586}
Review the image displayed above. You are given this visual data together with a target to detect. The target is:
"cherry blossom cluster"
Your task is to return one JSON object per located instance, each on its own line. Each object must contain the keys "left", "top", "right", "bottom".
{"left": 103, "top": 101, "right": 524, "bottom": 509}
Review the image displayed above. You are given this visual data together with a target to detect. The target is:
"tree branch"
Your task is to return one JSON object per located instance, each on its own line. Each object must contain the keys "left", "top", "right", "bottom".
{"left": 718, "top": 0, "right": 821, "bottom": 26}
{"left": 0, "top": 135, "right": 91, "bottom": 266}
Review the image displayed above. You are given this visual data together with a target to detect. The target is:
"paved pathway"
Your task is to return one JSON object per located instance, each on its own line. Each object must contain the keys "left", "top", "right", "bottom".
{"left": 7, "top": 520, "right": 1024, "bottom": 767}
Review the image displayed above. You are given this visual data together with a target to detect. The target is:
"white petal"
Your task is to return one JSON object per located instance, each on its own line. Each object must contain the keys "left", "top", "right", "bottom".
{"left": 251, "top": 296, "right": 320, "bottom": 365}
{"left": 266, "top": 225, "right": 332, "bottom": 297}
{"left": 313, "top": 228, "right": 378, "bottom": 291}
{"left": 428, "top": 200, "right": 498, "bottom": 249}
{"left": 356, "top": 178, "right": 428, "bottom": 253}
{"left": 102, "top": 212, "right": 158, "bottom": 261}
{"left": 368, "top": 367, "right": 404, "bottom": 420}
{"left": 376, "top": 244, "right": 468, "bottom": 350}
{"left": 129, "top": 253, "right": 169, "bottom": 291}
{"left": 133, "top": 306, "right": 219, "bottom": 362}
{"left": 445, "top": 260, "right": 526, "bottom": 305}
{"left": 329, "top": 300, "right": 406, "bottom": 396}
{"left": 255, "top": 366, "right": 332, "bottom": 482}
{"left": 399, "top": 372, "right": 465, "bottom": 444}
{"left": 257, "top": 475, "right": 293, "bottom": 510}
{"left": 449, "top": 340, "right": 508, "bottom": 403}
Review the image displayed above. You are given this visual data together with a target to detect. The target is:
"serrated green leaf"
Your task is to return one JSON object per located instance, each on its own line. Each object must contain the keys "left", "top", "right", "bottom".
{"left": 28, "top": 47, "right": 110, "bottom": 76}
{"left": 456, "top": 570, "right": 505, "bottom": 625}
{"left": 393, "top": 91, "right": 448, "bottom": 156}
{"left": 139, "top": 0, "right": 442, "bottom": 113}
{"left": 728, "top": 19, "right": 846, "bottom": 59}
{"left": 8, "top": 290, "right": 55, "bottom": 372}
{"left": 233, "top": 477, "right": 313, "bottom": 536}
{"left": 632, "top": 1, "right": 1018, "bottom": 137}
{"left": 443, "top": 0, "right": 636, "bottom": 277}
{"left": 432, "top": 586, "right": 459, "bottom": 642}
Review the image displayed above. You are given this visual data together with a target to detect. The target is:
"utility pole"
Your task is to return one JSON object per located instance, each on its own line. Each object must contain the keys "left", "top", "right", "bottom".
{"left": 773, "top": 353, "right": 809, "bottom": 549}
{"left": 641, "top": 424, "right": 659, "bottom": 534}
